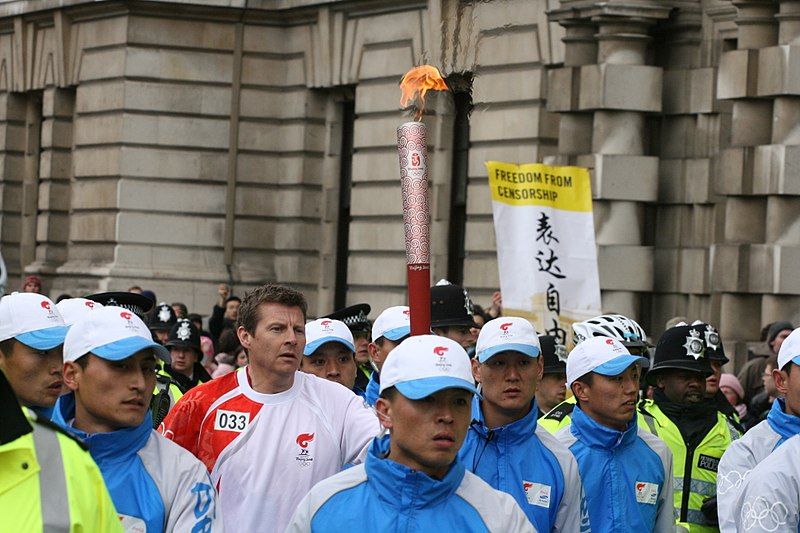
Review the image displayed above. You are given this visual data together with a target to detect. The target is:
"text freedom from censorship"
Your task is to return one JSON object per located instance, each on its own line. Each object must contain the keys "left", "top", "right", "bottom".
{"left": 494, "top": 168, "right": 573, "bottom": 202}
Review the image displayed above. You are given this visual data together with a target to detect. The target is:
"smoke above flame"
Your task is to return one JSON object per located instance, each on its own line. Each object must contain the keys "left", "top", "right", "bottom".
{"left": 399, "top": 65, "right": 448, "bottom": 121}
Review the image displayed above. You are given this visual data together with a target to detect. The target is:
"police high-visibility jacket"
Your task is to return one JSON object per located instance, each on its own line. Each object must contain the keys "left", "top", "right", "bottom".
{"left": 638, "top": 398, "right": 740, "bottom": 533}
{"left": 0, "top": 384, "right": 122, "bottom": 532}
{"left": 538, "top": 395, "right": 576, "bottom": 434}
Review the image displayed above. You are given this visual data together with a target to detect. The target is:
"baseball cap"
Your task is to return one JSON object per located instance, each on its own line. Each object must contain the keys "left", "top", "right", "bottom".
{"left": 371, "top": 306, "right": 411, "bottom": 342}
{"left": 476, "top": 317, "right": 541, "bottom": 363}
{"left": 0, "top": 292, "right": 68, "bottom": 350}
{"left": 304, "top": 318, "right": 355, "bottom": 356}
{"left": 56, "top": 298, "right": 104, "bottom": 327}
{"left": 64, "top": 306, "right": 171, "bottom": 364}
{"left": 567, "top": 336, "right": 650, "bottom": 387}
{"left": 379, "top": 335, "right": 479, "bottom": 399}
{"left": 777, "top": 328, "right": 800, "bottom": 370}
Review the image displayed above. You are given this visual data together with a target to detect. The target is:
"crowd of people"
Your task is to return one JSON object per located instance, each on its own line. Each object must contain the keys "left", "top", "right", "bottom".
{"left": 1, "top": 275, "right": 799, "bottom": 533}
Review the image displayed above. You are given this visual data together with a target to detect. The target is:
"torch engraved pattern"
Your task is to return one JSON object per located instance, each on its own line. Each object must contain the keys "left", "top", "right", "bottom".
{"left": 397, "top": 121, "right": 430, "bottom": 265}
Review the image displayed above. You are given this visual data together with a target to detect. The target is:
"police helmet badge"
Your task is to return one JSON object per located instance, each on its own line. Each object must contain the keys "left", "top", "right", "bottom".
{"left": 683, "top": 329, "right": 704, "bottom": 360}
{"left": 555, "top": 337, "right": 568, "bottom": 363}
{"left": 177, "top": 320, "right": 192, "bottom": 341}
{"left": 158, "top": 305, "right": 171, "bottom": 323}
{"left": 704, "top": 325, "right": 720, "bottom": 351}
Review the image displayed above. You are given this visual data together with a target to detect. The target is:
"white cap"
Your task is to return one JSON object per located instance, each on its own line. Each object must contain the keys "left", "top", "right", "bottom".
{"left": 380, "top": 335, "right": 479, "bottom": 399}
{"left": 0, "top": 292, "right": 68, "bottom": 350}
{"left": 476, "top": 317, "right": 540, "bottom": 363}
{"left": 304, "top": 318, "right": 354, "bottom": 356}
{"left": 56, "top": 298, "right": 104, "bottom": 327}
{"left": 777, "top": 328, "right": 800, "bottom": 370}
{"left": 64, "top": 306, "right": 170, "bottom": 363}
{"left": 371, "top": 306, "right": 411, "bottom": 342}
{"left": 566, "top": 336, "right": 650, "bottom": 388}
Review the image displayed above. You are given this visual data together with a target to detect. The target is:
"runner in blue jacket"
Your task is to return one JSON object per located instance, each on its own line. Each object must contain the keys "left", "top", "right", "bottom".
{"left": 286, "top": 335, "right": 535, "bottom": 533}
{"left": 460, "top": 317, "right": 589, "bottom": 532}
{"left": 556, "top": 336, "right": 675, "bottom": 532}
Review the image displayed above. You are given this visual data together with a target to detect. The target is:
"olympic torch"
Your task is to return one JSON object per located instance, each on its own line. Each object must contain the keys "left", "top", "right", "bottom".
{"left": 397, "top": 66, "right": 448, "bottom": 336}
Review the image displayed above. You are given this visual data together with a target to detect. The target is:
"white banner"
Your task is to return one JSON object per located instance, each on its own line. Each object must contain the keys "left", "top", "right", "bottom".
{"left": 486, "top": 161, "right": 601, "bottom": 348}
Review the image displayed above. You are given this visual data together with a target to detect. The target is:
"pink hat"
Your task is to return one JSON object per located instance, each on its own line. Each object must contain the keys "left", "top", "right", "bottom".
{"left": 719, "top": 373, "right": 744, "bottom": 401}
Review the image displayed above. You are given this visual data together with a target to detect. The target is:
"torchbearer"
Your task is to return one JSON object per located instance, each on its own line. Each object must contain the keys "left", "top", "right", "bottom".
{"left": 397, "top": 65, "right": 448, "bottom": 336}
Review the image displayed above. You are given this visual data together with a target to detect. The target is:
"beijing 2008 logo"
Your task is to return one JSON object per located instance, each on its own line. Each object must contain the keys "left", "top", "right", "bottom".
{"left": 295, "top": 433, "right": 315, "bottom": 467}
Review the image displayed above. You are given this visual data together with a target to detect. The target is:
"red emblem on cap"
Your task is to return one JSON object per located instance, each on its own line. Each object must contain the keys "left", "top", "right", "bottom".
{"left": 120, "top": 311, "right": 132, "bottom": 320}
{"left": 500, "top": 322, "right": 513, "bottom": 331}
{"left": 434, "top": 346, "right": 448, "bottom": 356}
{"left": 606, "top": 339, "right": 615, "bottom": 345}
{"left": 85, "top": 301, "right": 95, "bottom": 308}
{"left": 40, "top": 301, "right": 51, "bottom": 310}
{"left": 320, "top": 320, "right": 331, "bottom": 326}
{"left": 296, "top": 433, "right": 315, "bottom": 448}
{"left": 403, "top": 309, "right": 410, "bottom": 316}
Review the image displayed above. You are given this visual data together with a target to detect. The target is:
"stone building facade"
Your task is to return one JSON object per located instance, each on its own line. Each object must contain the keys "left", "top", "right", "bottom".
{"left": 0, "top": 0, "right": 797, "bottom": 363}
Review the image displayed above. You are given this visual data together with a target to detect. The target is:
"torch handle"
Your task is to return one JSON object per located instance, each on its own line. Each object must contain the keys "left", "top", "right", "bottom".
{"left": 407, "top": 264, "right": 431, "bottom": 336}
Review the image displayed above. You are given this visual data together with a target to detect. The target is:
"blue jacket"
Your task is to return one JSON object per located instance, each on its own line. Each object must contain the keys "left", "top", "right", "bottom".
{"left": 52, "top": 393, "right": 221, "bottom": 533}
{"left": 556, "top": 406, "right": 675, "bottom": 532}
{"left": 365, "top": 371, "right": 380, "bottom": 406}
{"left": 718, "top": 398, "right": 800, "bottom": 532}
{"left": 286, "top": 434, "right": 536, "bottom": 533}
{"left": 459, "top": 398, "right": 590, "bottom": 532}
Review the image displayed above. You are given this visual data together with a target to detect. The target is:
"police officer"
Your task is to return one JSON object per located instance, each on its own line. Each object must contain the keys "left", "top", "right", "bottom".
{"left": 0, "top": 368, "right": 123, "bottom": 532}
{"left": 149, "top": 302, "right": 177, "bottom": 345}
{"left": 693, "top": 321, "right": 744, "bottom": 434}
{"left": 536, "top": 335, "right": 568, "bottom": 417}
{"left": 163, "top": 318, "right": 212, "bottom": 392}
{"left": 430, "top": 282, "right": 479, "bottom": 354}
{"left": 325, "top": 303, "right": 372, "bottom": 394}
{"left": 638, "top": 324, "right": 741, "bottom": 532}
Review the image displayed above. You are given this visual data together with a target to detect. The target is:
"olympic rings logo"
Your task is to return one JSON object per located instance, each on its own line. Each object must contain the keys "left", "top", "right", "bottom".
{"left": 741, "top": 497, "right": 790, "bottom": 531}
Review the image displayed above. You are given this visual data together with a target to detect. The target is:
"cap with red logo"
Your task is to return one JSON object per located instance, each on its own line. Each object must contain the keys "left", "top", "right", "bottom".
{"left": 63, "top": 306, "right": 171, "bottom": 363}
{"left": 56, "top": 298, "right": 105, "bottom": 327}
{"left": 371, "top": 306, "right": 411, "bottom": 343}
{"left": 0, "top": 292, "right": 69, "bottom": 350}
{"left": 379, "top": 335, "right": 479, "bottom": 400}
{"left": 304, "top": 318, "right": 355, "bottom": 356}
{"left": 566, "top": 336, "right": 650, "bottom": 388}
{"left": 476, "top": 317, "right": 540, "bottom": 363}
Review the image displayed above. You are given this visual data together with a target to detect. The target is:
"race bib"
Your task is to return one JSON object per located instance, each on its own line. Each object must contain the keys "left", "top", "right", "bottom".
{"left": 214, "top": 409, "right": 250, "bottom": 432}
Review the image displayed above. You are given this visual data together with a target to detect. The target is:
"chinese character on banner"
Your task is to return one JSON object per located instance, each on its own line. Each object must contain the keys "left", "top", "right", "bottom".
{"left": 486, "top": 161, "right": 601, "bottom": 348}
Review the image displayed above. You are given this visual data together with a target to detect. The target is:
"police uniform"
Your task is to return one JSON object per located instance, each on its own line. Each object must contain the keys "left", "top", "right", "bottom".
{"left": 325, "top": 303, "right": 372, "bottom": 395}
{"left": 639, "top": 324, "right": 741, "bottom": 533}
{"left": 0, "top": 370, "right": 122, "bottom": 533}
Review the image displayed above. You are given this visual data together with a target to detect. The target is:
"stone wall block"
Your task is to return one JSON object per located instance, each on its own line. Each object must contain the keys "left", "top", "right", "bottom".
{"left": 593, "top": 200, "right": 644, "bottom": 246}
{"left": 349, "top": 219, "right": 404, "bottom": 251}
{"left": 592, "top": 111, "right": 646, "bottom": 154}
{"left": 463, "top": 256, "right": 500, "bottom": 288}
{"left": 474, "top": 68, "right": 543, "bottom": 104}
{"left": 654, "top": 204, "right": 689, "bottom": 247}
{"left": 761, "top": 294, "right": 800, "bottom": 324}
{"left": 592, "top": 154, "right": 658, "bottom": 201}
{"left": 470, "top": 105, "right": 542, "bottom": 142}
{"left": 119, "top": 212, "right": 223, "bottom": 247}
{"left": 120, "top": 146, "right": 227, "bottom": 181}
{"left": 731, "top": 99, "right": 773, "bottom": 146}
{"left": 771, "top": 97, "right": 800, "bottom": 144}
{"left": 678, "top": 248, "right": 709, "bottom": 293}
{"left": 715, "top": 147, "right": 753, "bottom": 195}
{"left": 774, "top": 246, "right": 800, "bottom": 294}
{"left": 546, "top": 67, "right": 577, "bottom": 111}
{"left": 349, "top": 255, "right": 407, "bottom": 285}
{"left": 71, "top": 179, "right": 118, "bottom": 210}
{"left": 358, "top": 46, "right": 414, "bottom": 81}
{"left": 717, "top": 49, "right": 758, "bottom": 99}
{"left": 710, "top": 244, "right": 746, "bottom": 292}
{"left": 557, "top": 113, "right": 593, "bottom": 155}
{"left": 464, "top": 220, "right": 497, "bottom": 253}
{"left": 599, "top": 290, "right": 640, "bottom": 321}
{"left": 38, "top": 182, "right": 70, "bottom": 212}
{"left": 756, "top": 45, "right": 800, "bottom": 96}
{"left": 766, "top": 196, "right": 800, "bottom": 243}
{"left": 69, "top": 213, "right": 117, "bottom": 242}
{"left": 476, "top": 27, "right": 542, "bottom": 67}
{"left": 36, "top": 213, "right": 70, "bottom": 242}
{"left": 350, "top": 185, "right": 404, "bottom": 217}
{"left": 354, "top": 82, "right": 403, "bottom": 114}
{"left": 724, "top": 197, "right": 767, "bottom": 243}
{"left": 690, "top": 68, "right": 716, "bottom": 113}
{"left": 597, "top": 245, "right": 653, "bottom": 292}
{"left": 654, "top": 248, "right": 679, "bottom": 292}
{"left": 719, "top": 293, "right": 763, "bottom": 340}
{"left": 578, "top": 64, "right": 662, "bottom": 111}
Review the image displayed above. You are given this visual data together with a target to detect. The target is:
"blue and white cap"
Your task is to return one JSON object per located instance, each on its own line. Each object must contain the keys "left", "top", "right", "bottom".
{"left": 64, "top": 306, "right": 170, "bottom": 364}
{"left": 777, "top": 327, "right": 800, "bottom": 370}
{"left": 566, "top": 335, "right": 650, "bottom": 387}
{"left": 476, "top": 317, "right": 540, "bottom": 363}
{"left": 56, "top": 298, "right": 104, "bottom": 327}
{"left": 304, "top": 318, "right": 355, "bottom": 356}
{"left": 0, "top": 292, "right": 68, "bottom": 350}
{"left": 371, "top": 306, "right": 411, "bottom": 342}
{"left": 380, "top": 335, "right": 479, "bottom": 400}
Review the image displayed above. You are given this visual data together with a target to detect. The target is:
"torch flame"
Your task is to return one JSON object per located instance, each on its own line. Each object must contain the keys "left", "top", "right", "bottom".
{"left": 400, "top": 65, "right": 448, "bottom": 121}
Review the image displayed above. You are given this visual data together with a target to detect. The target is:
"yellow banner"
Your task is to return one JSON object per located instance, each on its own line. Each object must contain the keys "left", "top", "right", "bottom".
{"left": 486, "top": 161, "right": 592, "bottom": 212}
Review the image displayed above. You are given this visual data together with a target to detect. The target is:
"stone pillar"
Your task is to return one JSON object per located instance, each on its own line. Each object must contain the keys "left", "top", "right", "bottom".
{"left": 549, "top": 2, "right": 670, "bottom": 320}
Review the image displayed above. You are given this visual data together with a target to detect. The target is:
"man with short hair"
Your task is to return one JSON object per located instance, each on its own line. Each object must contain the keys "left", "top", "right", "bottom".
{"left": 738, "top": 321, "right": 794, "bottom": 405}
{"left": 717, "top": 327, "right": 800, "bottom": 532}
{"left": 300, "top": 318, "right": 358, "bottom": 392}
{"left": 556, "top": 336, "right": 674, "bottom": 532}
{"left": 536, "top": 334, "right": 568, "bottom": 417}
{"left": 0, "top": 292, "right": 69, "bottom": 418}
{"left": 286, "top": 335, "right": 536, "bottom": 533}
{"left": 364, "top": 305, "right": 411, "bottom": 406}
{"left": 52, "top": 306, "right": 221, "bottom": 532}
{"left": 160, "top": 284, "right": 381, "bottom": 533}
{"left": 460, "top": 317, "right": 589, "bottom": 532}
{"left": 325, "top": 303, "right": 372, "bottom": 393}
